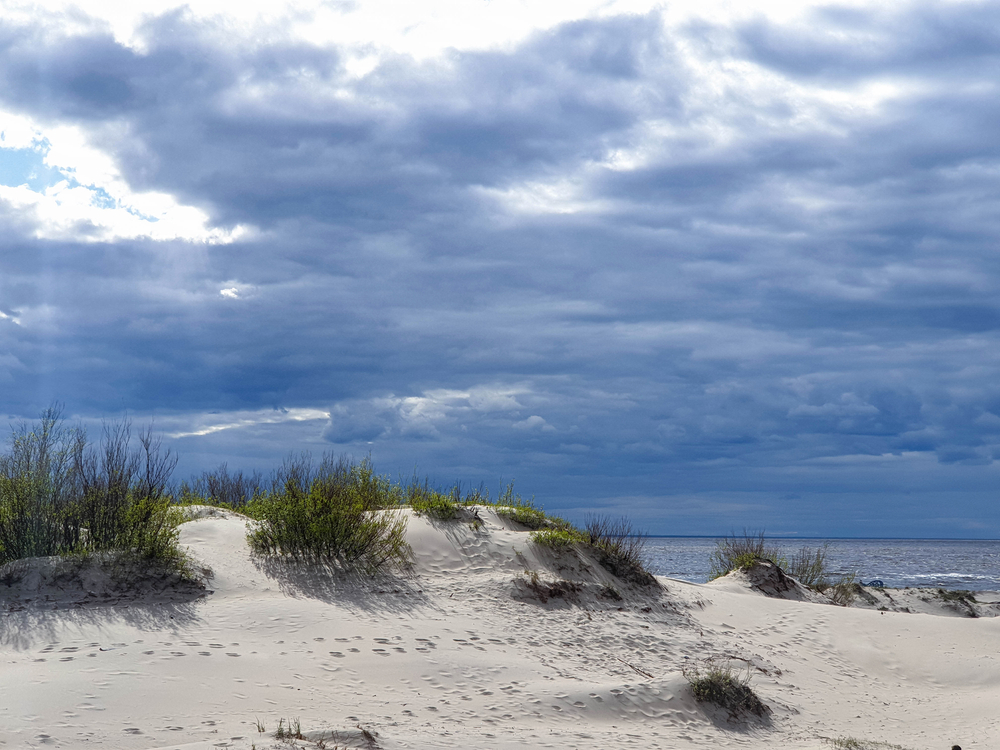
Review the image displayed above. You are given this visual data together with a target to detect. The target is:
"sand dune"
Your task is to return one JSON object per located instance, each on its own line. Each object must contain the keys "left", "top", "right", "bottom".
{"left": 1, "top": 507, "right": 997, "bottom": 749}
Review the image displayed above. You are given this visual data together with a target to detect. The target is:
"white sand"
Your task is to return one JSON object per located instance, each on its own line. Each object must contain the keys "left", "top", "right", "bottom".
{"left": 1, "top": 506, "right": 998, "bottom": 749}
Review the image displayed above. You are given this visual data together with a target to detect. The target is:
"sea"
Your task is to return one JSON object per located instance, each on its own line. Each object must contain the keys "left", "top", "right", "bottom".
{"left": 643, "top": 537, "right": 1000, "bottom": 591}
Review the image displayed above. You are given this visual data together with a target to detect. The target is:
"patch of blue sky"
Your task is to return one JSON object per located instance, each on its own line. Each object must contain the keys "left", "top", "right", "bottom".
{"left": 0, "top": 145, "right": 64, "bottom": 192}
{"left": 0, "top": 143, "right": 161, "bottom": 222}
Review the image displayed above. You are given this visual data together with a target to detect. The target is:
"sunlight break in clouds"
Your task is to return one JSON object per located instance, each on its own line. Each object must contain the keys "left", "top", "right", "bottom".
{"left": 0, "top": 112, "right": 246, "bottom": 243}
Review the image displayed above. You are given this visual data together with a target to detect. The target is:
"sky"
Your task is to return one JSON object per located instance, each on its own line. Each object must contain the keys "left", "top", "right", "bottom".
{"left": 2, "top": 0, "right": 1000, "bottom": 537}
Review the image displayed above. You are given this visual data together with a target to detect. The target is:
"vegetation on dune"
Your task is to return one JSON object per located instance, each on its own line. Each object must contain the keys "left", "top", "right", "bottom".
{"left": 400, "top": 474, "right": 659, "bottom": 587}
{"left": 683, "top": 658, "right": 770, "bottom": 719}
{"left": 826, "top": 739, "right": 913, "bottom": 750}
{"left": 178, "top": 463, "right": 264, "bottom": 509}
{"left": 245, "top": 454, "right": 410, "bottom": 574}
{"left": 1, "top": 406, "right": 656, "bottom": 583}
{"left": 709, "top": 529, "right": 857, "bottom": 602}
{"left": 0, "top": 406, "right": 189, "bottom": 577}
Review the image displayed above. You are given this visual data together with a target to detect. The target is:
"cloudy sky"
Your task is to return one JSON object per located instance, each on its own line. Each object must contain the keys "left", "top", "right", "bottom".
{"left": 2, "top": 0, "right": 1000, "bottom": 537}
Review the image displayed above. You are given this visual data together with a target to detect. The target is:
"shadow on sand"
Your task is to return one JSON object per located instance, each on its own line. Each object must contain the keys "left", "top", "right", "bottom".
{"left": 250, "top": 554, "right": 431, "bottom": 615}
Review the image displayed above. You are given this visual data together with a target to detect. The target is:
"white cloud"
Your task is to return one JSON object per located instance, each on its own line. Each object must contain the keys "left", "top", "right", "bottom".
{"left": 164, "top": 407, "right": 330, "bottom": 438}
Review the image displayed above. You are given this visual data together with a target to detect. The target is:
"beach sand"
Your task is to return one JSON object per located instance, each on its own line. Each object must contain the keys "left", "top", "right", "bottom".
{"left": 1, "top": 506, "right": 998, "bottom": 749}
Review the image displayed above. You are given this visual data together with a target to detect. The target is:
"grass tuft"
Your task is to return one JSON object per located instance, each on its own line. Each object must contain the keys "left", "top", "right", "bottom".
{"left": 530, "top": 527, "right": 585, "bottom": 549}
{"left": 826, "top": 738, "right": 913, "bottom": 750}
{"left": 684, "top": 659, "right": 770, "bottom": 718}
{"left": 709, "top": 530, "right": 787, "bottom": 579}
{"left": 585, "top": 514, "right": 657, "bottom": 587}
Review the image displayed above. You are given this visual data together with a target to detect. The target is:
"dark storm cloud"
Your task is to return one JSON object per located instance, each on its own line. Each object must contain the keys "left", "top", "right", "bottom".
{"left": 3, "top": 4, "right": 1000, "bottom": 535}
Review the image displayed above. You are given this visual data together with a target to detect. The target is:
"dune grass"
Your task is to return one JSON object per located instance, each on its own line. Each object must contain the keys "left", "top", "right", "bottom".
{"left": 684, "top": 659, "right": 770, "bottom": 718}
{"left": 0, "top": 407, "right": 189, "bottom": 576}
{"left": 710, "top": 529, "right": 856, "bottom": 600}
{"left": 826, "top": 739, "right": 912, "bottom": 750}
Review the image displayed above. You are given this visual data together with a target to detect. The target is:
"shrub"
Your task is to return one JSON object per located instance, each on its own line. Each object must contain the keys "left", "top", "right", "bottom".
{"left": 826, "top": 573, "right": 859, "bottom": 606}
{"left": 0, "top": 407, "right": 185, "bottom": 569}
{"left": 585, "top": 514, "right": 657, "bottom": 587}
{"left": 246, "top": 454, "right": 410, "bottom": 574}
{"left": 826, "top": 739, "right": 912, "bottom": 750}
{"left": 709, "top": 530, "right": 787, "bottom": 580}
{"left": 684, "top": 659, "right": 770, "bottom": 718}
{"left": 179, "top": 463, "right": 264, "bottom": 509}
{"left": 785, "top": 543, "right": 832, "bottom": 589}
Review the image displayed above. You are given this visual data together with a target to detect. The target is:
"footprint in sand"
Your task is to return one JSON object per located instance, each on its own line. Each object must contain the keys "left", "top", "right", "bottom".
{"left": 330, "top": 652, "right": 345, "bottom": 658}
{"left": 226, "top": 653, "right": 240, "bottom": 657}
{"left": 122, "top": 727, "right": 142, "bottom": 734}
{"left": 348, "top": 648, "right": 360, "bottom": 653}
{"left": 373, "top": 649, "right": 390, "bottom": 656}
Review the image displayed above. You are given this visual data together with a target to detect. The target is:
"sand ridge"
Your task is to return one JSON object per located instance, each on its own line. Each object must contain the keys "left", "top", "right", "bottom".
{"left": 1, "top": 508, "right": 997, "bottom": 749}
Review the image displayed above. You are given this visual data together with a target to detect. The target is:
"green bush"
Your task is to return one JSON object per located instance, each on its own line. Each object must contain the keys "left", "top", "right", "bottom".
{"left": 0, "top": 407, "right": 184, "bottom": 569}
{"left": 246, "top": 455, "right": 410, "bottom": 574}
{"left": 684, "top": 659, "right": 769, "bottom": 718}
{"left": 404, "top": 476, "right": 462, "bottom": 520}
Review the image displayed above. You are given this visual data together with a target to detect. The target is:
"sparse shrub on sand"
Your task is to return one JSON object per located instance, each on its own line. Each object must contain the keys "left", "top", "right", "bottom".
{"left": 274, "top": 717, "right": 303, "bottom": 740}
{"left": 684, "top": 659, "right": 770, "bottom": 719}
{"left": 585, "top": 514, "right": 658, "bottom": 587}
{"left": 826, "top": 738, "right": 912, "bottom": 750}
{"left": 0, "top": 406, "right": 188, "bottom": 575}
{"left": 246, "top": 454, "right": 410, "bottom": 574}
{"left": 178, "top": 463, "right": 264, "bottom": 509}
{"left": 710, "top": 530, "right": 856, "bottom": 601}
{"left": 709, "top": 530, "right": 788, "bottom": 579}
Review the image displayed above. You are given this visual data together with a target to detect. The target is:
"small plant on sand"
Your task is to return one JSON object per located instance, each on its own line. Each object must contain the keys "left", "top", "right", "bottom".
{"left": 709, "top": 530, "right": 788, "bottom": 579}
{"left": 826, "top": 738, "right": 912, "bottom": 750}
{"left": 246, "top": 454, "right": 410, "bottom": 574}
{"left": 405, "top": 476, "right": 462, "bottom": 521}
{"left": 585, "top": 514, "right": 657, "bottom": 587}
{"left": 274, "top": 717, "right": 303, "bottom": 740}
{"left": 492, "top": 482, "right": 550, "bottom": 529}
{"left": 519, "top": 570, "right": 582, "bottom": 603}
{"left": 683, "top": 658, "right": 770, "bottom": 718}
{"left": 826, "top": 573, "right": 859, "bottom": 606}
{"left": 254, "top": 716, "right": 265, "bottom": 733}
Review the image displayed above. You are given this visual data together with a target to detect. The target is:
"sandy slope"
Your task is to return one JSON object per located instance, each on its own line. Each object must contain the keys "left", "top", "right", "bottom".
{"left": 1, "top": 507, "right": 998, "bottom": 749}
